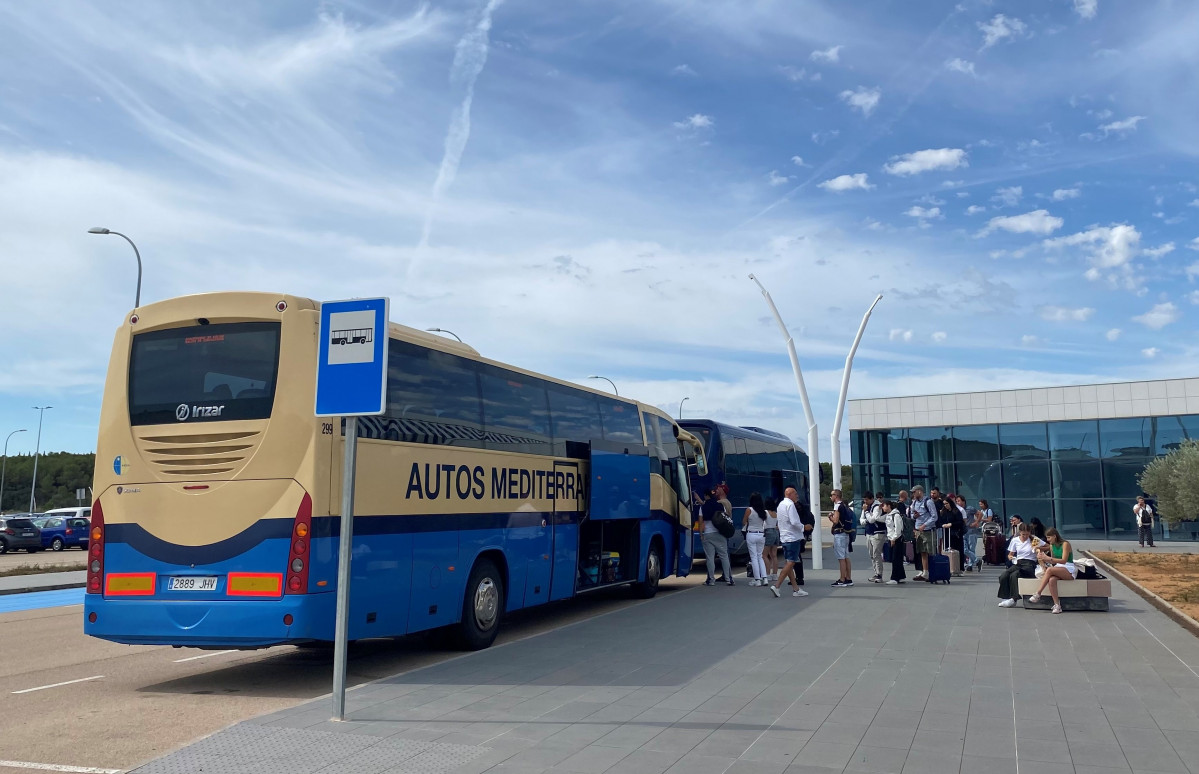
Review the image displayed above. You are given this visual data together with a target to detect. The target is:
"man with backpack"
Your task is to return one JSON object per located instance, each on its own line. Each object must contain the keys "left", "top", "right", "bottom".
{"left": 829, "top": 489, "right": 855, "bottom": 587}
{"left": 910, "top": 485, "right": 939, "bottom": 581}
{"left": 861, "top": 491, "right": 887, "bottom": 583}
{"left": 698, "top": 488, "right": 734, "bottom": 586}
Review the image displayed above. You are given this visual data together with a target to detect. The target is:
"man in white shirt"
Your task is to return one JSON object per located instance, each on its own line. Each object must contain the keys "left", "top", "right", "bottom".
{"left": 1134, "top": 496, "right": 1156, "bottom": 548}
{"left": 770, "top": 488, "right": 810, "bottom": 598}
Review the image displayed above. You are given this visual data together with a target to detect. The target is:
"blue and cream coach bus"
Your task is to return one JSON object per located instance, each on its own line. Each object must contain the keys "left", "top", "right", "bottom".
{"left": 679, "top": 420, "right": 809, "bottom": 557}
{"left": 84, "top": 292, "right": 703, "bottom": 650}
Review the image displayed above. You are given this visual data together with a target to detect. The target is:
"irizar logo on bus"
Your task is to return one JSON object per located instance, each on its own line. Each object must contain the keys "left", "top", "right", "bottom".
{"left": 175, "top": 403, "right": 225, "bottom": 421}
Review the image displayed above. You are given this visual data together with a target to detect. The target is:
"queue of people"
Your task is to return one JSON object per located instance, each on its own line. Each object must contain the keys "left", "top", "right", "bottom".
{"left": 698, "top": 479, "right": 1099, "bottom": 617}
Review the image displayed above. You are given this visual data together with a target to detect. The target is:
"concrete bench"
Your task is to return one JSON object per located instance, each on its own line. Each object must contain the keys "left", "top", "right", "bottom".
{"left": 1018, "top": 577, "right": 1110, "bottom": 611}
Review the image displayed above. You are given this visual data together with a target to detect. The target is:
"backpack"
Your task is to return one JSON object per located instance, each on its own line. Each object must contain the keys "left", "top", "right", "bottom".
{"left": 711, "top": 509, "right": 735, "bottom": 539}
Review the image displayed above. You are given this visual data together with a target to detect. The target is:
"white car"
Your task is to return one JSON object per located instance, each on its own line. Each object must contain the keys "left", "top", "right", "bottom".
{"left": 43, "top": 506, "right": 92, "bottom": 521}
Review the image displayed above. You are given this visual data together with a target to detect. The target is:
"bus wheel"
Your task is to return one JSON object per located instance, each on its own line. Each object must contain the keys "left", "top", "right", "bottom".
{"left": 633, "top": 543, "right": 662, "bottom": 599}
{"left": 459, "top": 559, "right": 503, "bottom": 650}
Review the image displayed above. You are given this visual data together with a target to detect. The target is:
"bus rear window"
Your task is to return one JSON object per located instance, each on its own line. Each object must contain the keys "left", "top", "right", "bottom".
{"left": 128, "top": 322, "right": 280, "bottom": 426}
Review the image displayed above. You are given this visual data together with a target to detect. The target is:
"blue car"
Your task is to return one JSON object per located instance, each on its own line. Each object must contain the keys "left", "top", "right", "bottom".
{"left": 31, "top": 515, "right": 90, "bottom": 551}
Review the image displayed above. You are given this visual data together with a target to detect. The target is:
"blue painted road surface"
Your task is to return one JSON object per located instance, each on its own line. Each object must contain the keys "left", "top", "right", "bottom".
{"left": 0, "top": 588, "right": 85, "bottom": 614}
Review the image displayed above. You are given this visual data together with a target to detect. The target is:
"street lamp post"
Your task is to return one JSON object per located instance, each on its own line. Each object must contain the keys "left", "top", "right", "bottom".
{"left": 1, "top": 429, "right": 27, "bottom": 513}
{"left": 587, "top": 376, "right": 618, "bottom": 396}
{"left": 679, "top": 397, "right": 689, "bottom": 419}
{"left": 29, "top": 407, "right": 51, "bottom": 513}
{"left": 830, "top": 294, "right": 883, "bottom": 492}
{"left": 88, "top": 227, "right": 143, "bottom": 308}
{"left": 425, "top": 328, "right": 463, "bottom": 343}
{"left": 748, "top": 274, "right": 823, "bottom": 570}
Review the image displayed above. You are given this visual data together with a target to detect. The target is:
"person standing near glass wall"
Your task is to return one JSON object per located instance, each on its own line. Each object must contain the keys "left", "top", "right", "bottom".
{"left": 959, "top": 495, "right": 982, "bottom": 571}
{"left": 1134, "top": 495, "right": 1156, "bottom": 548}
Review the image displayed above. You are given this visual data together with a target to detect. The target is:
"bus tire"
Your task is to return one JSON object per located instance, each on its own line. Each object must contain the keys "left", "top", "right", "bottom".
{"left": 458, "top": 558, "right": 504, "bottom": 651}
{"left": 633, "top": 542, "right": 662, "bottom": 599}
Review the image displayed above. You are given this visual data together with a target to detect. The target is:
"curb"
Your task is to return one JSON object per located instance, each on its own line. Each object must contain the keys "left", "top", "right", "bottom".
{"left": 1084, "top": 550, "right": 1199, "bottom": 639}
{"left": 0, "top": 581, "right": 86, "bottom": 596}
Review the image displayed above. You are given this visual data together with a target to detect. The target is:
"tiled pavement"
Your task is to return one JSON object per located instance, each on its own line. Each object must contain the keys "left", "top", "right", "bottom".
{"left": 131, "top": 550, "right": 1199, "bottom": 774}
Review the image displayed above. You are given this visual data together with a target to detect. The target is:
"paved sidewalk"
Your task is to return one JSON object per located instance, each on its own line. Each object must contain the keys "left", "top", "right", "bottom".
{"left": 0, "top": 569, "right": 85, "bottom": 595}
{"left": 130, "top": 549, "right": 1199, "bottom": 774}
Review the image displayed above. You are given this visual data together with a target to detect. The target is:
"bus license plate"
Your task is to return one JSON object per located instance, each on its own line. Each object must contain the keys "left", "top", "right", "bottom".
{"left": 168, "top": 576, "right": 218, "bottom": 592}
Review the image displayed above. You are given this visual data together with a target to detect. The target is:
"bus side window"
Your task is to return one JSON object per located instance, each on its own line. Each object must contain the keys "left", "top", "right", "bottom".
{"left": 480, "top": 366, "right": 552, "bottom": 455}
{"left": 548, "top": 387, "right": 603, "bottom": 456}
{"left": 598, "top": 398, "right": 643, "bottom": 444}
{"left": 385, "top": 340, "right": 483, "bottom": 446}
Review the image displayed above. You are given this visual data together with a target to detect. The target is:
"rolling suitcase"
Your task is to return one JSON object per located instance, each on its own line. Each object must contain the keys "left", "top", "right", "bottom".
{"left": 927, "top": 553, "right": 951, "bottom": 584}
{"left": 984, "top": 534, "right": 1006, "bottom": 565}
{"left": 943, "top": 526, "right": 962, "bottom": 576}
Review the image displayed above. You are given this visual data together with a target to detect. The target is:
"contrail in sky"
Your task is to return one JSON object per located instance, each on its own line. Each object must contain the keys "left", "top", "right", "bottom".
{"left": 415, "top": 0, "right": 504, "bottom": 259}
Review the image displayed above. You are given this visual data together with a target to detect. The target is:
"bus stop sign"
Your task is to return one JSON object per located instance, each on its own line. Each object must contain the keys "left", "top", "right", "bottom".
{"left": 315, "top": 297, "right": 389, "bottom": 417}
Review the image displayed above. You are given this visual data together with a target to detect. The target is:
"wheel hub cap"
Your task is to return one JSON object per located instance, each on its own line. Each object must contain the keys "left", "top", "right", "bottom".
{"left": 474, "top": 578, "right": 499, "bottom": 629}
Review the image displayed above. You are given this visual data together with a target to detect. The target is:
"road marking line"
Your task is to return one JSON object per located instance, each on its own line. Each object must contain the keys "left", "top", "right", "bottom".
{"left": 0, "top": 759, "right": 121, "bottom": 773}
{"left": 11, "top": 675, "right": 104, "bottom": 694}
{"left": 173, "top": 649, "right": 236, "bottom": 663}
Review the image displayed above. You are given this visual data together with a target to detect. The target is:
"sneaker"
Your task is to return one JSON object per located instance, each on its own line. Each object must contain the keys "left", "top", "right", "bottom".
{"left": 897, "top": 579, "right": 906, "bottom": 584}
{"left": 770, "top": 585, "right": 780, "bottom": 598}
{"left": 704, "top": 579, "right": 715, "bottom": 586}
{"left": 870, "top": 575, "right": 882, "bottom": 583}
{"left": 793, "top": 589, "right": 809, "bottom": 597}
{"left": 715, "top": 576, "right": 728, "bottom": 583}
{"left": 748, "top": 579, "right": 760, "bottom": 587}
{"left": 842, "top": 580, "right": 854, "bottom": 587}
{"left": 999, "top": 599, "right": 1016, "bottom": 608}
{"left": 913, "top": 572, "right": 926, "bottom": 580}
{"left": 885, "top": 579, "right": 899, "bottom": 585}
{"left": 1029, "top": 593, "right": 1042, "bottom": 603}
{"left": 726, "top": 580, "right": 736, "bottom": 586}
{"left": 832, "top": 580, "right": 847, "bottom": 587}
{"left": 1051, "top": 604, "right": 1063, "bottom": 614}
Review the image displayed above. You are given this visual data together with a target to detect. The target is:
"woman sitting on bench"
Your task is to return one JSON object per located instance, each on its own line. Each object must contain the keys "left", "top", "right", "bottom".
{"left": 997, "top": 523, "right": 1037, "bottom": 608}
{"left": 1028, "top": 528, "right": 1076, "bottom": 614}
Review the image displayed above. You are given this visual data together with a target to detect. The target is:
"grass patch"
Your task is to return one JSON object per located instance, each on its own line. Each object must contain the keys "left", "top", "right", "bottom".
{"left": 0, "top": 563, "right": 87, "bottom": 578}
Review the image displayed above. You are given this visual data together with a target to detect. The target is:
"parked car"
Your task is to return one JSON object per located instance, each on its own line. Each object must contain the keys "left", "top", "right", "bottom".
{"left": 42, "top": 506, "right": 92, "bottom": 521}
{"left": 31, "top": 514, "right": 90, "bottom": 551}
{"left": 0, "top": 516, "right": 43, "bottom": 554}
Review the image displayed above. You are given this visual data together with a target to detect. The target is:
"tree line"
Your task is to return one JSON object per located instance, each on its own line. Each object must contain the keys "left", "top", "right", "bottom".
{"left": 0, "top": 452, "right": 95, "bottom": 513}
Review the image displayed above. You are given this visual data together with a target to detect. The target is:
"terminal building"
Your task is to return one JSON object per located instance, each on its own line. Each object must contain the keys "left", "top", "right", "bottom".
{"left": 848, "top": 377, "right": 1199, "bottom": 543}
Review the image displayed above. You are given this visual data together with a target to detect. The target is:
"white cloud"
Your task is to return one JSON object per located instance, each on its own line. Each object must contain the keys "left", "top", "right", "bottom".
{"left": 966, "top": 205, "right": 986, "bottom": 215}
{"left": 882, "top": 148, "right": 967, "bottom": 176}
{"left": 673, "top": 113, "right": 713, "bottom": 130}
{"left": 1039, "top": 305, "right": 1095, "bottom": 322}
{"left": 978, "top": 209, "right": 1064, "bottom": 236}
{"left": 942, "top": 180, "right": 964, "bottom": 188}
{"left": 1188, "top": 262, "right": 1199, "bottom": 280}
{"left": 1074, "top": 0, "right": 1098, "bottom": 19}
{"left": 1021, "top": 334, "right": 1042, "bottom": 346}
{"left": 1100, "top": 116, "right": 1146, "bottom": 136}
{"left": 1044, "top": 224, "right": 1140, "bottom": 269}
{"left": 1051, "top": 188, "right": 1081, "bottom": 201}
{"left": 1106, "top": 328, "right": 1122, "bottom": 341}
{"left": 945, "top": 58, "right": 976, "bottom": 76}
{"left": 1189, "top": 199, "right": 1199, "bottom": 208}
{"left": 670, "top": 64, "right": 697, "bottom": 77}
{"left": 811, "top": 130, "right": 840, "bottom": 144}
{"left": 810, "top": 45, "right": 843, "bottom": 64}
{"left": 790, "top": 155, "right": 807, "bottom": 167}
{"left": 779, "top": 65, "right": 807, "bottom": 82}
{"left": 767, "top": 170, "right": 790, "bottom": 186}
{"left": 905, "top": 205, "right": 943, "bottom": 224}
{"left": 839, "top": 86, "right": 881, "bottom": 116}
{"left": 1142, "top": 347, "right": 1160, "bottom": 359}
{"left": 1190, "top": 238, "right": 1199, "bottom": 251}
{"left": 818, "top": 173, "right": 874, "bottom": 192}
{"left": 1188, "top": 291, "right": 1199, "bottom": 305}
{"left": 1132, "top": 302, "right": 1180, "bottom": 329}
{"left": 978, "top": 14, "right": 1027, "bottom": 49}
{"left": 1143, "top": 242, "right": 1175, "bottom": 258}
{"left": 931, "top": 331, "right": 948, "bottom": 343}
{"left": 992, "top": 186, "right": 1023, "bottom": 207}
{"left": 890, "top": 328, "right": 913, "bottom": 342}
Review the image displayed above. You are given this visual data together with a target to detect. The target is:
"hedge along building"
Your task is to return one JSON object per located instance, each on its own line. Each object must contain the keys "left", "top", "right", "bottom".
{"left": 848, "top": 377, "right": 1199, "bottom": 543}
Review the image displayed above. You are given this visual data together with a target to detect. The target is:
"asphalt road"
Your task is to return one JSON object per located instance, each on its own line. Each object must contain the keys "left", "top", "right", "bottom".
{"left": 0, "top": 575, "right": 703, "bottom": 773}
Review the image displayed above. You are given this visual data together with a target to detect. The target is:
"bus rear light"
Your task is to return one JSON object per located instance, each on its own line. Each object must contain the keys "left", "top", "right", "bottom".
{"left": 285, "top": 493, "right": 312, "bottom": 595}
{"left": 88, "top": 612, "right": 97, "bottom": 623}
{"left": 283, "top": 614, "right": 293, "bottom": 625}
{"left": 87, "top": 499, "right": 105, "bottom": 594}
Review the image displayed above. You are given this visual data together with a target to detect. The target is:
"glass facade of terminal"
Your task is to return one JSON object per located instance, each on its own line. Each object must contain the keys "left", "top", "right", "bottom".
{"left": 851, "top": 415, "right": 1199, "bottom": 542}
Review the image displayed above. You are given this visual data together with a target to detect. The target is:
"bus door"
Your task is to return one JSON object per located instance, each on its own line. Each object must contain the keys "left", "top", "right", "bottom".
{"left": 673, "top": 458, "right": 693, "bottom": 576}
{"left": 548, "top": 460, "right": 582, "bottom": 602}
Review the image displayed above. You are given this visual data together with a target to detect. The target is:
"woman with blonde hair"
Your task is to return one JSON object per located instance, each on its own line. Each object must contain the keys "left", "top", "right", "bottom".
{"left": 1028, "top": 528, "right": 1076, "bottom": 614}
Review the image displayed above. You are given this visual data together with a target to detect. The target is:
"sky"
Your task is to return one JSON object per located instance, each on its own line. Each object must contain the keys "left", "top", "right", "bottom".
{"left": 1, "top": 0, "right": 1197, "bottom": 462}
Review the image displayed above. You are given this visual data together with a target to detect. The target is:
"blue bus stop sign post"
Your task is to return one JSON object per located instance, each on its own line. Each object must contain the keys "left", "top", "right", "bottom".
{"left": 316, "top": 297, "right": 388, "bottom": 721}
